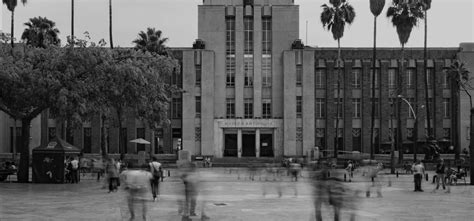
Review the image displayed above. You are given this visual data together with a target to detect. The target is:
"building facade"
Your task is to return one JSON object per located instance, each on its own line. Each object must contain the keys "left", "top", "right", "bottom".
{"left": 1, "top": 0, "right": 473, "bottom": 159}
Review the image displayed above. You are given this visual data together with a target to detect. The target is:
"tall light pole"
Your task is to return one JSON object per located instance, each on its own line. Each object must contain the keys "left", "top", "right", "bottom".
{"left": 398, "top": 95, "right": 421, "bottom": 162}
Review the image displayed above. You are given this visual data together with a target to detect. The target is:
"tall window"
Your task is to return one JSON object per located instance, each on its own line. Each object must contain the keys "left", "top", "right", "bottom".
{"left": 296, "top": 65, "right": 302, "bottom": 86}
{"left": 315, "top": 69, "right": 326, "bottom": 89}
{"left": 172, "top": 66, "right": 182, "bottom": 88}
{"left": 226, "top": 98, "right": 235, "bottom": 118}
{"left": 427, "top": 68, "right": 434, "bottom": 89}
{"left": 244, "top": 55, "right": 254, "bottom": 86}
{"left": 389, "top": 98, "right": 398, "bottom": 116}
{"left": 195, "top": 96, "right": 201, "bottom": 118}
{"left": 172, "top": 98, "right": 182, "bottom": 119}
{"left": 334, "top": 98, "right": 343, "bottom": 118}
{"left": 296, "top": 96, "right": 302, "bottom": 118}
{"left": 136, "top": 128, "right": 145, "bottom": 152}
{"left": 442, "top": 69, "right": 450, "bottom": 89}
{"left": 443, "top": 98, "right": 451, "bottom": 118}
{"left": 406, "top": 68, "right": 415, "bottom": 88}
{"left": 195, "top": 65, "right": 201, "bottom": 86}
{"left": 371, "top": 98, "right": 380, "bottom": 118}
{"left": 370, "top": 68, "right": 380, "bottom": 88}
{"left": 262, "top": 17, "right": 272, "bottom": 87}
{"left": 407, "top": 98, "right": 415, "bottom": 119}
{"left": 244, "top": 17, "right": 253, "bottom": 54}
{"left": 428, "top": 98, "right": 434, "bottom": 119}
{"left": 244, "top": 98, "right": 253, "bottom": 118}
{"left": 352, "top": 98, "right": 361, "bottom": 118}
{"left": 352, "top": 129, "right": 361, "bottom": 152}
{"left": 262, "top": 99, "right": 272, "bottom": 119}
{"left": 388, "top": 69, "right": 397, "bottom": 89}
{"left": 226, "top": 17, "right": 236, "bottom": 87}
{"left": 315, "top": 98, "right": 326, "bottom": 118}
{"left": 83, "top": 127, "right": 91, "bottom": 153}
{"left": 352, "top": 69, "right": 361, "bottom": 88}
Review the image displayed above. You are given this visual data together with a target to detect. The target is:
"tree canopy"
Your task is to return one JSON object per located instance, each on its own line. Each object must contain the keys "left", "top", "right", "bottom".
{"left": 133, "top": 27, "right": 170, "bottom": 56}
{"left": 320, "top": 0, "right": 356, "bottom": 41}
{"left": 386, "top": 0, "right": 424, "bottom": 46}
{"left": 21, "top": 16, "right": 61, "bottom": 48}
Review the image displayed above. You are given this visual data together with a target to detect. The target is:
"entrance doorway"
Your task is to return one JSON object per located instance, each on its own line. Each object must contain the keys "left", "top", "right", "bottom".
{"left": 260, "top": 133, "right": 273, "bottom": 157}
{"left": 224, "top": 134, "right": 237, "bottom": 157}
{"left": 242, "top": 132, "right": 256, "bottom": 157}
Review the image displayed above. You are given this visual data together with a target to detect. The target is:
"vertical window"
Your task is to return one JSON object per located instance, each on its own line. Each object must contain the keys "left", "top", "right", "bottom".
{"left": 296, "top": 65, "right": 303, "bottom": 86}
{"left": 352, "top": 69, "right": 361, "bottom": 88}
{"left": 244, "top": 17, "right": 253, "bottom": 54}
{"left": 262, "top": 99, "right": 272, "bottom": 119}
{"left": 10, "top": 127, "right": 21, "bottom": 153}
{"left": 262, "top": 55, "right": 272, "bottom": 87}
{"left": 428, "top": 98, "right": 434, "bottom": 119}
{"left": 371, "top": 98, "right": 380, "bottom": 118}
{"left": 406, "top": 68, "right": 415, "bottom": 88}
{"left": 172, "top": 66, "right": 182, "bottom": 88}
{"left": 334, "top": 98, "right": 343, "bottom": 118}
{"left": 442, "top": 69, "right": 450, "bottom": 89}
{"left": 443, "top": 98, "right": 451, "bottom": 118}
{"left": 388, "top": 69, "right": 397, "bottom": 89}
{"left": 136, "top": 128, "right": 145, "bottom": 152}
{"left": 48, "top": 127, "right": 56, "bottom": 141}
{"left": 196, "top": 96, "right": 201, "bottom": 118}
{"left": 226, "top": 98, "right": 235, "bottom": 118}
{"left": 389, "top": 98, "right": 398, "bottom": 116}
{"left": 296, "top": 96, "right": 302, "bottom": 118}
{"left": 66, "top": 127, "right": 74, "bottom": 145}
{"left": 407, "top": 98, "right": 415, "bottom": 119}
{"left": 315, "top": 69, "right": 326, "bottom": 89}
{"left": 195, "top": 65, "right": 201, "bottom": 86}
{"left": 262, "top": 17, "right": 272, "bottom": 87}
{"left": 172, "top": 98, "right": 182, "bottom": 119}
{"left": 83, "top": 127, "right": 92, "bottom": 153}
{"left": 352, "top": 129, "right": 361, "bottom": 152}
{"left": 370, "top": 68, "right": 380, "bottom": 88}
{"left": 352, "top": 98, "right": 361, "bottom": 118}
{"left": 244, "top": 98, "right": 253, "bottom": 118}
{"left": 315, "top": 98, "right": 326, "bottom": 118}
{"left": 244, "top": 55, "right": 254, "bottom": 86}
{"left": 443, "top": 128, "right": 451, "bottom": 139}
{"left": 427, "top": 68, "right": 434, "bottom": 89}
{"left": 226, "top": 17, "right": 236, "bottom": 87}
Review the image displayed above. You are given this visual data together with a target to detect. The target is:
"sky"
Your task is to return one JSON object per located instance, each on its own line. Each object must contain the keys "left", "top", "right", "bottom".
{"left": 1, "top": 0, "right": 473, "bottom": 48}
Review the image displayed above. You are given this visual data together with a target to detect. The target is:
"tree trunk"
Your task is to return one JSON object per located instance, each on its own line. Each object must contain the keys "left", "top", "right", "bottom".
{"left": 424, "top": 10, "right": 431, "bottom": 141}
{"left": 101, "top": 114, "right": 108, "bottom": 159}
{"left": 17, "top": 119, "right": 32, "bottom": 183}
{"left": 470, "top": 108, "right": 474, "bottom": 185}
{"left": 71, "top": 0, "right": 74, "bottom": 41}
{"left": 398, "top": 45, "right": 405, "bottom": 164}
{"left": 109, "top": 0, "right": 114, "bottom": 49}
{"left": 10, "top": 10, "right": 14, "bottom": 51}
{"left": 370, "top": 15, "right": 377, "bottom": 160}
{"left": 117, "top": 109, "right": 123, "bottom": 156}
{"left": 334, "top": 39, "right": 342, "bottom": 159}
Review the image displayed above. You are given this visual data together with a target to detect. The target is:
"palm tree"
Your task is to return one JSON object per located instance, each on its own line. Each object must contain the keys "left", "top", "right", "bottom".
{"left": 132, "top": 27, "right": 169, "bottom": 56}
{"left": 387, "top": 0, "right": 423, "bottom": 164}
{"left": 321, "top": 0, "right": 356, "bottom": 158}
{"left": 109, "top": 0, "right": 113, "bottom": 49}
{"left": 369, "top": 0, "right": 385, "bottom": 160}
{"left": 71, "top": 0, "right": 74, "bottom": 41}
{"left": 21, "top": 16, "right": 61, "bottom": 48}
{"left": 420, "top": 0, "right": 433, "bottom": 151}
{"left": 2, "top": 0, "right": 27, "bottom": 49}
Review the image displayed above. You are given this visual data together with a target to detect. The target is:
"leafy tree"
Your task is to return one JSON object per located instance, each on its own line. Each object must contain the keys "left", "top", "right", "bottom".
{"left": 387, "top": 0, "right": 423, "bottom": 163}
{"left": 133, "top": 27, "right": 170, "bottom": 56}
{"left": 369, "top": 0, "right": 385, "bottom": 160}
{"left": 320, "top": 0, "right": 356, "bottom": 158}
{"left": 2, "top": 0, "right": 27, "bottom": 49}
{"left": 21, "top": 16, "right": 61, "bottom": 48}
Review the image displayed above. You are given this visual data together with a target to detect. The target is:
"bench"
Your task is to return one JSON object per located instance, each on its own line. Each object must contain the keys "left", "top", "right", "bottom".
{"left": 0, "top": 169, "right": 17, "bottom": 182}
{"left": 193, "top": 155, "right": 213, "bottom": 168}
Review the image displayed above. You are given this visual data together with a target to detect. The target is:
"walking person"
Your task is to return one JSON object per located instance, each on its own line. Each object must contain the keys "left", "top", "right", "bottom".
{"left": 120, "top": 164, "right": 153, "bottom": 221}
{"left": 70, "top": 156, "right": 79, "bottom": 184}
{"left": 149, "top": 157, "right": 162, "bottom": 201}
{"left": 412, "top": 160, "right": 425, "bottom": 192}
{"left": 433, "top": 159, "right": 447, "bottom": 193}
{"left": 106, "top": 158, "right": 119, "bottom": 193}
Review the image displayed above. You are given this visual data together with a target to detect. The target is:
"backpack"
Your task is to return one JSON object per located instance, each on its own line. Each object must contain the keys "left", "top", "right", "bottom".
{"left": 150, "top": 162, "right": 162, "bottom": 178}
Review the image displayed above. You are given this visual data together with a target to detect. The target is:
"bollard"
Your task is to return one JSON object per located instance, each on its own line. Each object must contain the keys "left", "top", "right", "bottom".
{"left": 425, "top": 173, "right": 428, "bottom": 181}
{"left": 327, "top": 171, "right": 330, "bottom": 177}
{"left": 344, "top": 174, "right": 347, "bottom": 182}
{"left": 396, "top": 171, "right": 399, "bottom": 178}
{"left": 168, "top": 170, "right": 170, "bottom": 177}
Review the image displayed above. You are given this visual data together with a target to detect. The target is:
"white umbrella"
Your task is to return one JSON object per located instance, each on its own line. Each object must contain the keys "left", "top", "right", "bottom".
{"left": 129, "top": 138, "right": 151, "bottom": 144}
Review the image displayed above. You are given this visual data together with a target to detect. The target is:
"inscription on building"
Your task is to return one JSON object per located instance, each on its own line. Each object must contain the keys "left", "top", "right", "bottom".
{"left": 218, "top": 120, "right": 278, "bottom": 128}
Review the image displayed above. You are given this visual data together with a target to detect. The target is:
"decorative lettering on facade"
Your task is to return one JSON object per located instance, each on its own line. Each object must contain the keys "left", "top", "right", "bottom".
{"left": 218, "top": 119, "right": 278, "bottom": 128}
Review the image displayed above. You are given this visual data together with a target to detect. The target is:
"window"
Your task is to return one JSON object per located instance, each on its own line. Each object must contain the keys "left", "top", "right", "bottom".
{"left": 352, "top": 129, "right": 361, "bottom": 152}
{"left": 427, "top": 68, "right": 434, "bottom": 89}
{"left": 83, "top": 127, "right": 92, "bottom": 153}
{"left": 9, "top": 127, "right": 21, "bottom": 153}
{"left": 226, "top": 55, "right": 236, "bottom": 87}
{"left": 296, "top": 65, "right": 302, "bottom": 86}
{"left": 262, "top": 99, "right": 272, "bottom": 119}
{"left": 443, "top": 98, "right": 451, "bottom": 118}
{"left": 262, "top": 55, "right": 272, "bottom": 87}
{"left": 443, "top": 128, "right": 451, "bottom": 139}
{"left": 196, "top": 96, "right": 201, "bottom": 118}
{"left": 136, "top": 128, "right": 145, "bottom": 152}
{"left": 226, "top": 98, "right": 235, "bottom": 118}
{"left": 244, "top": 55, "right": 253, "bottom": 86}
{"left": 442, "top": 69, "right": 450, "bottom": 89}
{"left": 352, "top": 69, "right": 361, "bottom": 88}
{"left": 172, "top": 98, "right": 182, "bottom": 119}
{"left": 315, "top": 129, "right": 326, "bottom": 153}
{"left": 407, "top": 98, "right": 415, "bottom": 119}
{"left": 406, "top": 68, "right": 415, "bottom": 88}
{"left": 226, "top": 17, "right": 236, "bottom": 87}
{"left": 388, "top": 98, "right": 398, "bottom": 116}
{"left": 172, "top": 66, "right": 182, "bottom": 88}
{"left": 66, "top": 127, "right": 74, "bottom": 145}
{"left": 352, "top": 98, "right": 361, "bottom": 118}
{"left": 388, "top": 69, "right": 397, "bottom": 89}
{"left": 48, "top": 127, "right": 56, "bottom": 141}
{"left": 315, "top": 98, "right": 326, "bottom": 118}
{"left": 315, "top": 69, "right": 326, "bottom": 89}
{"left": 195, "top": 65, "right": 201, "bottom": 86}
{"left": 334, "top": 98, "right": 343, "bottom": 118}
{"left": 244, "top": 98, "right": 253, "bottom": 118}
{"left": 262, "top": 17, "right": 272, "bottom": 54}
{"left": 370, "top": 68, "right": 380, "bottom": 89}
{"left": 370, "top": 98, "right": 380, "bottom": 118}
{"left": 244, "top": 17, "right": 253, "bottom": 54}
{"left": 296, "top": 96, "right": 302, "bottom": 118}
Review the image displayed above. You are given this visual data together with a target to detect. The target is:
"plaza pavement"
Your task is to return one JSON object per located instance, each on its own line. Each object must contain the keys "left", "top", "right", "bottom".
{"left": 1, "top": 168, "right": 474, "bottom": 221}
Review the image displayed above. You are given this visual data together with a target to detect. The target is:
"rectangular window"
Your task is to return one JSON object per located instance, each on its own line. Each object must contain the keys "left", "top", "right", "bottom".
{"left": 388, "top": 69, "right": 397, "bottom": 89}
{"left": 370, "top": 68, "right": 380, "bottom": 89}
{"left": 262, "top": 55, "right": 272, "bottom": 87}
{"left": 226, "top": 17, "right": 236, "bottom": 87}
{"left": 244, "top": 55, "right": 254, "bottom": 86}
{"left": 136, "top": 128, "right": 145, "bottom": 152}
{"left": 296, "top": 96, "right": 302, "bottom": 118}
{"left": 9, "top": 127, "right": 21, "bottom": 153}
{"left": 296, "top": 65, "right": 302, "bottom": 86}
{"left": 315, "top": 98, "right": 326, "bottom": 118}
{"left": 66, "top": 127, "right": 74, "bottom": 145}
{"left": 442, "top": 69, "right": 450, "bottom": 89}
{"left": 262, "top": 17, "right": 272, "bottom": 54}
{"left": 195, "top": 65, "right": 201, "bottom": 86}
{"left": 352, "top": 98, "right": 361, "bottom": 118}
{"left": 172, "top": 98, "right": 182, "bottom": 119}
{"left": 226, "top": 98, "right": 235, "bottom": 118}
{"left": 172, "top": 66, "right": 182, "bottom": 88}
{"left": 389, "top": 98, "right": 398, "bottom": 116}
{"left": 443, "top": 98, "right": 451, "bottom": 118}
{"left": 196, "top": 96, "right": 201, "bottom": 118}
{"left": 48, "top": 127, "right": 56, "bottom": 141}
{"left": 428, "top": 98, "right": 434, "bottom": 119}
{"left": 371, "top": 98, "right": 380, "bottom": 118}
{"left": 83, "top": 127, "right": 92, "bottom": 153}
{"left": 244, "top": 17, "right": 253, "bottom": 54}
{"left": 334, "top": 98, "right": 343, "bottom": 118}
{"left": 244, "top": 98, "right": 253, "bottom": 118}
{"left": 262, "top": 99, "right": 272, "bottom": 119}
{"left": 427, "top": 68, "right": 434, "bottom": 89}
{"left": 352, "top": 129, "right": 362, "bottom": 152}
{"left": 352, "top": 69, "right": 361, "bottom": 88}
{"left": 406, "top": 68, "right": 415, "bottom": 88}
{"left": 315, "top": 69, "right": 326, "bottom": 89}
{"left": 443, "top": 128, "right": 451, "bottom": 139}
{"left": 407, "top": 98, "right": 415, "bottom": 119}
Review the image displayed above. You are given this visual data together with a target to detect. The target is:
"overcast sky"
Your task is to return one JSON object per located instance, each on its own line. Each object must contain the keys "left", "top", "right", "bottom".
{"left": 1, "top": 0, "right": 473, "bottom": 48}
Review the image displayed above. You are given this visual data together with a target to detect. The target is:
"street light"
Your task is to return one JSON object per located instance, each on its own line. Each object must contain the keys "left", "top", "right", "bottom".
{"left": 398, "top": 95, "right": 419, "bottom": 162}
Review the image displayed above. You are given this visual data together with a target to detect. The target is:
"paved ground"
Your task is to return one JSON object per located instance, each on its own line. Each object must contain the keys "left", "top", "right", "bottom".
{"left": 1, "top": 168, "right": 474, "bottom": 221}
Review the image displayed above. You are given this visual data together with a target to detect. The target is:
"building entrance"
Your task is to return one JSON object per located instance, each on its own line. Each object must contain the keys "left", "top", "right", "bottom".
{"left": 242, "top": 132, "right": 256, "bottom": 157}
{"left": 260, "top": 133, "right": 273, "bottom": 157}
{"left": 224, "top": 134, "right": 237, "bottom": 157}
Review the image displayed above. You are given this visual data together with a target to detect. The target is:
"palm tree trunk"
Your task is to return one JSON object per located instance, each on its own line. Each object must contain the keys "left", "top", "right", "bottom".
{"left": 10, "top": 10, "right": 14, "bottom": 51}
{"left": 370, "top": 15, "right": 377, "bottom": 160}
{"left": 398, "top": 44, "right": 405, "bottom": 164}
{"left": 470, "top": 108, "right": 474, "bottom": 185}
{"left": 71, "top": 0, "right": 74, "bottom": 41}
{"left": 424, "top": 10, "right": 431, "bottom": 141}
{"left": 334, "top": 39, "right": 342, "bottom": 159}
{"left": 117, "top": 109, "right": 123, "bottom": 156}
{"left": 109, "top": 0, "right": 113, "bottom": 49}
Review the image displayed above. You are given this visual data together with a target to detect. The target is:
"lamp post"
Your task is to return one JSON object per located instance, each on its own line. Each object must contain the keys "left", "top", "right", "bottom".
{"left": 398, "top": 95, "right": 419, "bottom": 162}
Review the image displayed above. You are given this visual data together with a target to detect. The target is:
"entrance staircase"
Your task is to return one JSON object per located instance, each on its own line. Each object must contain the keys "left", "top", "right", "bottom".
{"left": 211, "top": 157, "right": 281, "bottom": 167}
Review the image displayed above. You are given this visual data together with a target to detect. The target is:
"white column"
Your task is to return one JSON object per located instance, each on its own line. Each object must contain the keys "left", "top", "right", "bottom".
{"left": 237, "top": 129, "right": 242, "bottom": 158}
{"left": 256, "top": 129, "right": 260, "bottom": 157}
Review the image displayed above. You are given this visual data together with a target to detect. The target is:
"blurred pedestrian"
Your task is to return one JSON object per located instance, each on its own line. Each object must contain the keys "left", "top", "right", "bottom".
{"left": 70, "top": 156, "right": 79, "bottom": 183}
{"left": 149, "top": 157, "right": 162, "bottom": 201}
{"left": 106, "top": 158, "right": 119, "bottom": 193}
{"left": 179, "top": 162, "right": 209, "bottom": 221}
{"left": 412, "top": 160, "right": 425, "bottom": 192}
{"left": 433, "top": 159, "right": 447, "bottom": 192}
{"left": 121, "top": 164, "right": 153, "bottom": 221}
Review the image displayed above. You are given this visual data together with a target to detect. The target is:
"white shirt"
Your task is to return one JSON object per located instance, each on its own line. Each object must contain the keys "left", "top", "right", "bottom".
{"left": 71, "top": 159, "right": 79, "bottom": 170}
{"left": 149, "top": 161, "right": 162, "bottom": 173}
